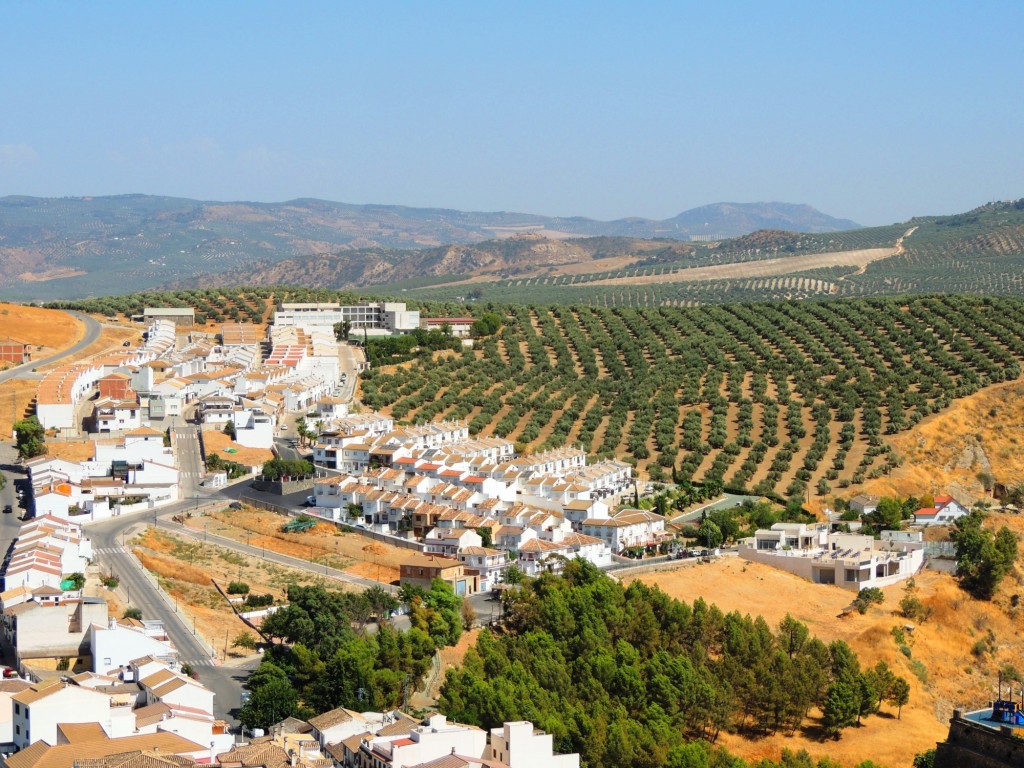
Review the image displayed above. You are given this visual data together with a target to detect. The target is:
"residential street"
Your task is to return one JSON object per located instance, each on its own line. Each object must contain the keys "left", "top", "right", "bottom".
{"left": 87, "top": 511, "right": 257, "bottom": 724}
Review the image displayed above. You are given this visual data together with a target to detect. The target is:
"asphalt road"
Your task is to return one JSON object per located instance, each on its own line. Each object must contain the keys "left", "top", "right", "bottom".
{"left": 88, "top": 513, "right": 255, "bottom": 723}
{"left": 0, "top": 311, "right": 102, "bottom": 385}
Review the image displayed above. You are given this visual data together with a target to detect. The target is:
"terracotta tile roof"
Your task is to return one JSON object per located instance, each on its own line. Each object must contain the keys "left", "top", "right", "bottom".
{"left": 375, "top": 712, "right": 419, "bottom": 737}
{"left": 57, "top": 722, "right": 107, "bottom": 743}
{"left": 11, "top": 679, "right": 66, "bottom": 705}
{"left": 5, "top": 733, "right": 204, "bottom": 768}
{"left": 308, "top": 707, "right": 355, "bottom": 731}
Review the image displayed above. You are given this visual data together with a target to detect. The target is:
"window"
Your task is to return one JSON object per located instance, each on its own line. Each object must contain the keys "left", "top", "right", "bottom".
{"left": 14, "top": 703, "right": 19, "bottom": 715}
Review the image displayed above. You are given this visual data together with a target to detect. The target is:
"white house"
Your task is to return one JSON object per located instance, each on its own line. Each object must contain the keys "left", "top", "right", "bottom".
{"left": 0, "top": 680, "right": 31, "bottom": 751}
{"left": 848, "top": 494, "right": 880, "bottom": 516}
{"left": 456, "top": 547, "right": 509, "bottom": 592}
{"left": 90, "top": 619, "right": 178, "bottom": 673}
{"left": 581, "top": 509, "right": 667, "bottom": 553}
{"left": 738, "top": 524, "right": 925, "bottom": 592}
{"left": 424, "top": 528, "right": 482, "bottom": 558}
{"left": 358, "top": 714, "right": 486, "bottom": 768}
{"left": 489, "top": 721, "right": 580, "bottom": 768}
{"left": 232, "top": 407, "right": 275, "bottom": 450}
{"left": 10, "top": 681, "right": 125, "bottom": 749}
{"left": 138, "top": 667, "right": 215, "bottom": 715}
{"left": 914, "top": 495, "right": 970, "bottom": 526}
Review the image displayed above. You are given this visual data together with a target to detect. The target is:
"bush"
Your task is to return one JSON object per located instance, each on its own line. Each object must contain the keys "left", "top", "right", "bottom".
{"left": 853, "top": 587, "right": 885, "bottom": 614}
{"left": 227, "top": 581, "right": 250, "bottom": 595}
{"left": 101, "top": 575, "right": 120, "bottom": 588}
{"left": 244, "top": 593, "right": 274, "bottom": 608}
{"left": 899, "top": 594, "right": 926, "bottom": 622}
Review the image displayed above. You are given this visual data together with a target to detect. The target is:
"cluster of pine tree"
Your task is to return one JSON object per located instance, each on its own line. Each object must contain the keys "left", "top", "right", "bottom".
{"left": 239, "top": 582, "right": 461, "bottom": 728}
{"left": 440, "top": 561, "right": 908, "bottom": 768}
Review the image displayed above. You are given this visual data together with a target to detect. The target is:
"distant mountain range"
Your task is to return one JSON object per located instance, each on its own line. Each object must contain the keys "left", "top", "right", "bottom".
{"left": 0, "top": 194, "right": 859, "bottom": 299}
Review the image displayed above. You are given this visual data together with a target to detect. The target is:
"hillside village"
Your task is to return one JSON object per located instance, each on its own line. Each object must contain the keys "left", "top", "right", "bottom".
{"left": 1, "top": 299, "right": 1021, "bottom": 768}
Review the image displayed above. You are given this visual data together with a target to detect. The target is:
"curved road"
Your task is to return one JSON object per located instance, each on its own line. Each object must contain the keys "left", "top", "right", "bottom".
{"left": 0, "top": 311, "right": 102, "bottom": 385}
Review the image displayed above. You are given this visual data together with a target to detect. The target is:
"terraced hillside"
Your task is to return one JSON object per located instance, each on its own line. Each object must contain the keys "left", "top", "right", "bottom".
{"left": 359, "top": 295, "right": 1024, "bottom": 500}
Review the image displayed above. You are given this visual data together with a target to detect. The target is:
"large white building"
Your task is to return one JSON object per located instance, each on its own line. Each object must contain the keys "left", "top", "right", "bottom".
{"left": 738, "top": 523, "right": 926, "bottom": 591}
{"left": 273, "top": 301, "right": 420, "bottom": 335}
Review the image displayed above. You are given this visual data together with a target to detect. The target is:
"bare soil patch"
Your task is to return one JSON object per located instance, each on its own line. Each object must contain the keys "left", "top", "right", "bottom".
{"left": 129, "top": 525, "right": 360, "bottom": 652}
{"left": 194, "top": 506, "right": 412, "bottom": 583}
{"left": 587, "top": 247, "right": 895, "bottom": 286}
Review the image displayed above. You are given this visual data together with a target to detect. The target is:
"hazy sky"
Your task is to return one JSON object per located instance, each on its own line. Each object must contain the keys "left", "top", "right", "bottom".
{"left": 2, "top": 2, "right": 1021, "bottom": 226}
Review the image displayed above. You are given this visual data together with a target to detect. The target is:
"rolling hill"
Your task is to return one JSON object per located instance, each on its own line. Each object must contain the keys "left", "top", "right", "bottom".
{"left": 0, "top": 195, "right": 857, "bottom": 300}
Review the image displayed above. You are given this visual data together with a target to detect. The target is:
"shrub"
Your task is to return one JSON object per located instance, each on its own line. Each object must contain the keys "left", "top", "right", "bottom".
{"left": 899, "top": 594, "right": 926, "bottom": 622}
{"left": 853, "top": 587, "right": 884, "bottom": 614}
{"left": 227, "top": 581, "right": 250, "bottom": 595}
{"left": 102, "top": 575, "right": 120, "bottom": 588}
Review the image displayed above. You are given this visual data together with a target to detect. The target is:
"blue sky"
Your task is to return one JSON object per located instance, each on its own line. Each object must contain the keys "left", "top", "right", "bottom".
{"left": 1, "top": 2, "right": 1021, "bottom": 225}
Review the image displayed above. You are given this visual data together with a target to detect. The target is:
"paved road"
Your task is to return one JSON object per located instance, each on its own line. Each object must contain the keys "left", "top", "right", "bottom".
{"left": 0, "top": 311, "right": 102, "bottom": 385}
{"left": 88, "top": 510, "right": 253, "bottom": 724}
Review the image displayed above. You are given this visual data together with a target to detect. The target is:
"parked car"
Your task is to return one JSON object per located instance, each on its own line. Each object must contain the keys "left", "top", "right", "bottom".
{"left": 306, "top": 495, "right": 317, "bottom": 506}
{"left": 2, "top": 505, "right": 11, "bottom": 514}
{"left": 122, "top": 340, "right": 131, "bottom": 347}
{"left": 228, "top": 501, "right": 243, "bottom": 510}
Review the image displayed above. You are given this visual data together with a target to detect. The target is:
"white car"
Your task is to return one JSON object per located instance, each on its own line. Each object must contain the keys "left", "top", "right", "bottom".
{"left": 306, "top": 495, "right": 317, "bottom": 506}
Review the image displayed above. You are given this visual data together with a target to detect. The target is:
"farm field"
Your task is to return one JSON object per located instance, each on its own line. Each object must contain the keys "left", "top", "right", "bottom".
{"left": 629, "top": 545, "right": 1024, "bottom": 768}
{"left": 357, "top": 295, "right": 1024, "bottom": 503}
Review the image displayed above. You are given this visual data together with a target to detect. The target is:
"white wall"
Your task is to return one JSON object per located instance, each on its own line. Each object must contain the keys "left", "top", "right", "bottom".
{"left": 90, "top": 623, "right": 178, "bottom": 673}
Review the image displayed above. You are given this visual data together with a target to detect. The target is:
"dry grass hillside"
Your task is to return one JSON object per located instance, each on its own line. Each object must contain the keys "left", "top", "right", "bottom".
{"left": 853, "top": 378, "right": 1024, "bottom": 503}
{"left": 631, "top": 522, "right": 1024, "bottom": 768}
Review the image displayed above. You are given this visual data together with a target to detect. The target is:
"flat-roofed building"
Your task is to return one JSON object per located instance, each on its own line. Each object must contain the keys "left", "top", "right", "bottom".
{"left": 273, "top": 302, "right": 419, "bottom": 335}
{"left": 136, "top": 308, "right": 196, "bottom": 326}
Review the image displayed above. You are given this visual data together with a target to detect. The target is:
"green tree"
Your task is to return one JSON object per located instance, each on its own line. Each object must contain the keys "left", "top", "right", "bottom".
{"left": 232, "top": 631, "right": 258, "bottom": 650}
{"left": 950, "top": 510, "right": 1018, "bottom": 599}
{"left": 66, "top": 572, "right": 86, "bottom": 590}
{"left": 333, "top": 320, "right": 352, "bottom": 341}
{"left": 887, "top": 677, "right": 911, "bottom": 719}
{"left": 239, "top": 676, "right": 297, "bottom": 729}
{"left": 223, "top": 420, "right": 236, "bottom": 440}
{"left": 822, "top": 681, "right": 860, "bottom": 736}
{"left": 478, "top": 525, "right": 493, "bottom": 548}
{"left": 852, "top": 587, "right": 884, "bottom": 614}
{"left": 14, "top": 416, "right": 45, "bottom": 460}
{"left": 912, "top": 748, "right": 936, "bottom": 768}
{"left": 697, "top": 518, "right": 723, "bottom": 549}
{"left": 867, "top": 497, "right": 903, "bottom": 533}
{"left": 123, "top": 607, "right": 142, "bottom": 620}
